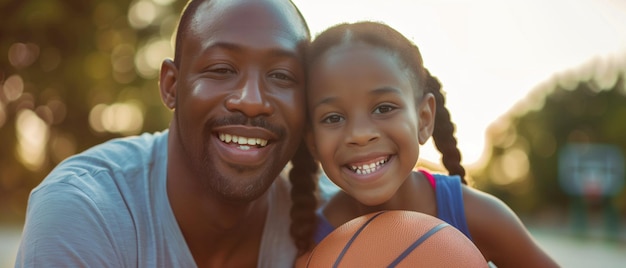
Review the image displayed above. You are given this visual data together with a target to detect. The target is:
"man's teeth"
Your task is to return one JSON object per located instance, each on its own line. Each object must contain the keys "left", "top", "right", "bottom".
{"left": 218, "top": 133, "right": 268, "bottom": 147}
{"left": 350, "top": 158, "right": 389, "bottom": 174}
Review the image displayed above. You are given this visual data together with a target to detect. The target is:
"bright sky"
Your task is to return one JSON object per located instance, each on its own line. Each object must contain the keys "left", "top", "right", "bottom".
{"left": 293, "top": 0, "right": 626, "bottom": 167}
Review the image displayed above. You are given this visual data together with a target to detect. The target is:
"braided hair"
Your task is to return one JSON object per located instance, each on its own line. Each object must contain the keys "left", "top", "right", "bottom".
{"left": 307, "top": 21, "right": 467, "bottom": 184}
{"left": 288, "top": 142, "right": 319, "bottom": 256}
{"left": 424, "top": 68, "right": 467, "bottom": 182}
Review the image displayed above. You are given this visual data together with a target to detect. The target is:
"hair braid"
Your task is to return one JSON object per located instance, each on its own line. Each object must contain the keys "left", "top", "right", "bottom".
{"left": 424, "top": 69, "right": 467, "bottom": 184}
{"left": 288, "top": 141, "right": 319, "bottom": 256}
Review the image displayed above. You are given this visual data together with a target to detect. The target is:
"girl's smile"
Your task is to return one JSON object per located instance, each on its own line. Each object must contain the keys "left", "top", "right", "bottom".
{"left": 346, "top": 155, "right": 390, "bottom": 175}
{"left": 306, "top": 42, "right": 434, "bottom": 205}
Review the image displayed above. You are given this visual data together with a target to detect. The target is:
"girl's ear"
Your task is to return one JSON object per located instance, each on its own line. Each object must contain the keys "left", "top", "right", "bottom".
{"left": 159, "top": 59, "right": 178, "bottom": 110}
{"left": 417, "top": 93, "right": 436, "bottom": 144}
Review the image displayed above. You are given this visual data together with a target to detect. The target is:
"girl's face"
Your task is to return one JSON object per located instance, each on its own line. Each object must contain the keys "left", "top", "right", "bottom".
{"left": 307, "top": 42, "right": 435, "bottom": 206}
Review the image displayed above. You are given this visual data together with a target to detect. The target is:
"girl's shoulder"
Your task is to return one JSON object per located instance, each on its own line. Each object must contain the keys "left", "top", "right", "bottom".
{"left": 461, "top": 186, "right": 517, "bottom": 225}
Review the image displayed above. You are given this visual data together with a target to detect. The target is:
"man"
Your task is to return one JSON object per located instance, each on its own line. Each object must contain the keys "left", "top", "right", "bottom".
{"left": 15, "top": 0, "right": 311, "bottom": 267}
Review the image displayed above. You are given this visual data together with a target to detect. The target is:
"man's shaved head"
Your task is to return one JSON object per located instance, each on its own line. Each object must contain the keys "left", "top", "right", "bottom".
{"left": 172, "top": 0, "right": 310, "bottom": 68}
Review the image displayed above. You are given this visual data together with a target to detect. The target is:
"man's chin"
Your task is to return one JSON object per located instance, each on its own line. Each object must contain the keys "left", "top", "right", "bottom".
{"left": 214, "top": 180, "right": 273, "bottom": 203}
{"left": 204, "top": 167, "right": 279, "bottom": 202}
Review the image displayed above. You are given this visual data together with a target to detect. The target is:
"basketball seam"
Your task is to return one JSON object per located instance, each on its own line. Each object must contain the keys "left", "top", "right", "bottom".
{"left": 387, "top": 222, "right": 451, "bottom": 268}
{"left": 332, "top": 210, "right": 388, "bottom": 268}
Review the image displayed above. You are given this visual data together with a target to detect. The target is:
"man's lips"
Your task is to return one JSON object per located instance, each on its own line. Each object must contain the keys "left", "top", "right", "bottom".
{"left": 218, "top": 133, "right": 268, "bottom": 147}
{"left": 213, "top": 125, "right": 278, "bottom": 147}
{"left": 211, "top": 125, "right": 279, "bottom": 166}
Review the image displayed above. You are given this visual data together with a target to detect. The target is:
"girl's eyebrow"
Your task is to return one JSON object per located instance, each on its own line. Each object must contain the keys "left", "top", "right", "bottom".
{"left": 312, "top": 95, "right": 337, "bottom": 110}
{"left": 370, "top": 86, "right": 402, "bottom": 96}
{"left": 312, "top": 86, "right": 402, "bottom": 109}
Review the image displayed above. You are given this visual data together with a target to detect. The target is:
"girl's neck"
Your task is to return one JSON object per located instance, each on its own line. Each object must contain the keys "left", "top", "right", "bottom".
{"left": 325, "top": 171, "right": 438, "bottom": 226}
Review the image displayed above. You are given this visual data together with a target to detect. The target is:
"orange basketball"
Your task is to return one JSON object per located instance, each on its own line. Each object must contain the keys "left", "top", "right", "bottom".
{"left": 305, "top": 210, "right": 487, "bottom": 268}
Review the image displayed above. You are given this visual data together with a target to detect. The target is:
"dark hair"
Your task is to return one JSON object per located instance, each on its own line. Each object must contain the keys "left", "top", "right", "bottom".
{"left": 307, "top": 21, "right": 467, "bottom": 183}
{"left": 172, "top": 0, "right": 319, "bottom": 257}
{"left": 288, "top": 142, "right": 319, "bottom": 256}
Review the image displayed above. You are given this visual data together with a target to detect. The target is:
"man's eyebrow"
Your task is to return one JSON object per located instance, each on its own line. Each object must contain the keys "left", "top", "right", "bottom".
{"left": 312, "top": 86, "right": 402, "bottom": 109}
{"left": 205, "top": 42, "right": 242, "bottom": 52}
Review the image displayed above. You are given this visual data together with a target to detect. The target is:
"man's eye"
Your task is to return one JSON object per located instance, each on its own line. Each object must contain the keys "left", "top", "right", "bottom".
{"left": 321, "top": 114, "right": 343, "bottom": 124}
{"left": 373, "top": 105, "right": 395, "bottom": 114}
{"left": 211, "top": 68, "right": 234, "bottom": 74}
{"left": 269, "top": 72, "right": 293, "bottom": 81}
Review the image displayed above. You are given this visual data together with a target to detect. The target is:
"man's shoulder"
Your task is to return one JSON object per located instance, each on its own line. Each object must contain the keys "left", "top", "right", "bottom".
{"left": 35, "top": 131, "right": 169, "bottom": 195}
{"left": 83, "top": 130, "right": 168, "bottom": 162}
{"left": 61, "top": 131, "right": 167, "bottom": 170}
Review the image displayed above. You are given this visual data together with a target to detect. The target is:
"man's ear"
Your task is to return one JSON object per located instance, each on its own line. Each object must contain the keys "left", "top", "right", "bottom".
{"left": 159, "top": 59, "right": 178, "bottom": 110}
{"left": 417, "top": 93, "right": 436, "bottom": 144}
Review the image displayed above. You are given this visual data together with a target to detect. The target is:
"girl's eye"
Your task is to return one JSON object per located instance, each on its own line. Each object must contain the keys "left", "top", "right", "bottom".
{"left": 321, "top": 114, "right": 344, "bottom": 124}
{"left": 373, "top": 105, "right": 395, "bottom": 114}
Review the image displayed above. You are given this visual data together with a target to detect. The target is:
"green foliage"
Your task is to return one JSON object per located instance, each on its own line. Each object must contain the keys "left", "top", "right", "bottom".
{"left": 0, "top": 0, "right": 186, "bottom": 223}
{"left": 476, "top": 73, "right": 626, "bottom": 216}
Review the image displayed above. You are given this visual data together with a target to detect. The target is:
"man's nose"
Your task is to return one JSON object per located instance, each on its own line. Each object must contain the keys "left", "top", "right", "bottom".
{"left": 225, "top": 74, "right": 274, "bottom": 117}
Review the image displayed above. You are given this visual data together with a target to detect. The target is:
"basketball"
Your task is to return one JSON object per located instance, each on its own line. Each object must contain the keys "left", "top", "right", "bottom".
{"left": 305, "top": 210, "right": 487, "bottom": 268}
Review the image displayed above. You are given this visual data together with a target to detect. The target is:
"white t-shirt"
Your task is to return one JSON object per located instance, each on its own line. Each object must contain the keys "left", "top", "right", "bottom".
{"left": 15, "top": 130, "right": 296, "bottom": 267}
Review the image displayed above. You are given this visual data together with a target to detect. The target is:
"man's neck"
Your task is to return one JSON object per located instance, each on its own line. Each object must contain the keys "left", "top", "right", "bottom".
{"left": 166, "top": 126, "right": 270, "bottom": 267}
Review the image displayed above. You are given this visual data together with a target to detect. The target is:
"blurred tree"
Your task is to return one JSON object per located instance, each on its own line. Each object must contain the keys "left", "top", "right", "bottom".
{"left": 0, "top": 0, "right": 187, "bottom": 223}
{"left": 475, "top": 70, "right": 626, "bottom": 217}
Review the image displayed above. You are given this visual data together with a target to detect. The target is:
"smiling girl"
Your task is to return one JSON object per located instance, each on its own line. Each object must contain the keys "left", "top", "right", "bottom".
{"left": 301, "top": 21, "right": 558, "bottom": 268}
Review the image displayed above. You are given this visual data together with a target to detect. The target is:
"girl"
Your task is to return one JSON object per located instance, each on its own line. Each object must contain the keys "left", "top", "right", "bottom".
{"left": 299, "top": 21, "right": 559, "bottom": 267}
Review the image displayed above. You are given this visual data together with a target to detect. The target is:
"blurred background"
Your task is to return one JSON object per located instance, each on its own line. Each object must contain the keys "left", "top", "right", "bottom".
{"left": 1, "top": 0, "right": 625, "bottom": 267}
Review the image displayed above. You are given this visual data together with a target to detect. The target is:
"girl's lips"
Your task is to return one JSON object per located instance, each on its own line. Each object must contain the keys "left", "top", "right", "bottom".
{"left": 346, "top": 155, "right": 391, "bottom": 174}
{"left": 346, "top": 155, "right": 390, "bottom": 168}
{"left": 342, "top": 155, "right": 394, "bottom": 183}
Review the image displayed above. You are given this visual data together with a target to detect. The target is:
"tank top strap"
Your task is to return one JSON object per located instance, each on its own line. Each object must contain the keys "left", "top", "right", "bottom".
{"left": 431, "top": 173, "right": 473, "bottom": 241}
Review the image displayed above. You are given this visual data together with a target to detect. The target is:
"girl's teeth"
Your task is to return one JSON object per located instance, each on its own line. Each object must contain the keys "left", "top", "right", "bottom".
{"left": 349, "top": 157, "right": 389, "bottom": 174}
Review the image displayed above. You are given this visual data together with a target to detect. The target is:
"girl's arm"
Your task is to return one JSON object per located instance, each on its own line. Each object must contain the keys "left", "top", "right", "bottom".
{"left": 463, "top": 187, "right": 559, "bottom": 268}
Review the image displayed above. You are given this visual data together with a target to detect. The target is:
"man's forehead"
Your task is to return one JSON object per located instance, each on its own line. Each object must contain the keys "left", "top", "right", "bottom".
{"left": 189, "top": 0, "right": 308, "bottom": 41}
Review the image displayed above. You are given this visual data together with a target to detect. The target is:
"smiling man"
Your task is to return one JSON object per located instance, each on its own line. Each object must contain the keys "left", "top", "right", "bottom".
{"left": 15, "top": 0, "right": 313, "bottom": 267}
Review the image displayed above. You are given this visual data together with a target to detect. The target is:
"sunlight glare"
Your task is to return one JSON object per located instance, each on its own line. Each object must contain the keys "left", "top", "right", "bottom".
{"left": 3, "top": 75, "right": 24, "bottom": 102}
{"left": 101, "top": 102, "right": 144, "bottom": 135}
{"left": 135, "top": 38, "right": 172, "bottom": 79}
{"left": 495, "top": 148, "right": 529, "bottom": 185}
{"left": 16, "top": 109, "right": 49, "bottom": 171}
{"left": 128, "top": 0, "right": 157, "bottom": 29}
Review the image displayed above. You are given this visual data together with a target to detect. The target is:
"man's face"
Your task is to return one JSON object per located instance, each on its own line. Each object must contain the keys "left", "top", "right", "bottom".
{"left": 172, "top": 0, "right": 308, "bottom": 201}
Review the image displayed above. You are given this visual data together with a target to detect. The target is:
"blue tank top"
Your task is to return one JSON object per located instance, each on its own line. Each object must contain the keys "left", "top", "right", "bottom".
{"left": 314, "top": 172, "right": 473, "bottom": 243}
